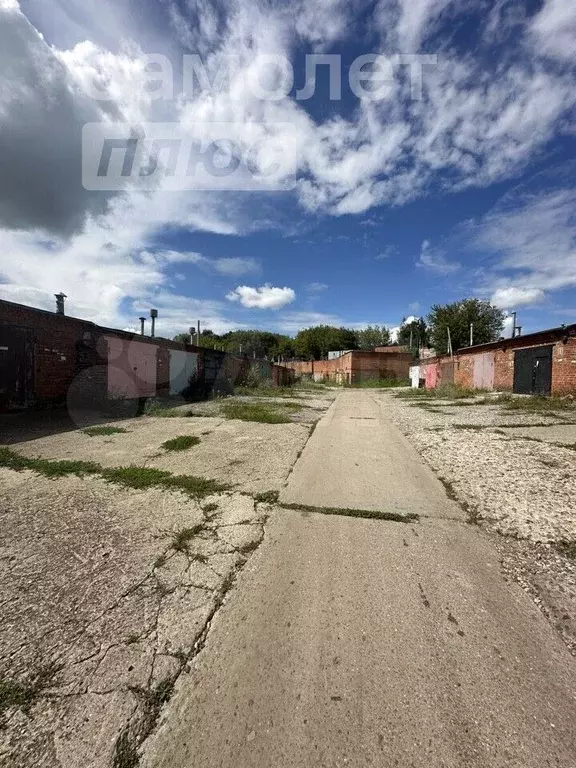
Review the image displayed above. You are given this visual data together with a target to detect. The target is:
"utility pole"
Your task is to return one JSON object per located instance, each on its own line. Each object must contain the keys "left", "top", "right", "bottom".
{"left": 197, "top": 320, "right": 201, "bottom": 346}
{"left": 447, "top": 326, "right": 453, "bottom": 358}
{"left": 511, "top": 312, "right": 517, "bottom": 339}
{"left": 409, "top": 327, "right": 413, "bottom": 351}
{"left": 469, "top": 322, "right": 474, "bottom": 347}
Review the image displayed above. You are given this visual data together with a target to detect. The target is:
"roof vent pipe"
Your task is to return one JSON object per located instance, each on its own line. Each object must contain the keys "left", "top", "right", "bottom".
{"left": 139, "top": 317, "right": 146, "bottom": 336}
{"left": 150, "top": 308, "right": 158, "bottom": 338}
{"left": 55, "top": 293, "right": 67, "bottom": 316}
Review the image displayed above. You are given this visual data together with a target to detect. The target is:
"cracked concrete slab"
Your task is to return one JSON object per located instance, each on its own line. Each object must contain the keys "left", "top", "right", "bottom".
{"left": 0, "top": 468, "right": 268, "bottom": 768}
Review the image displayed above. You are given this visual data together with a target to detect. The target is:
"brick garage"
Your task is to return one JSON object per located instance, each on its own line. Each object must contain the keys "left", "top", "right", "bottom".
{"left": 417, "top": 325, "right": 576, "bottom": 395}
{"left": 281, "top": 350, "right": 412, "bottom": 384}
{"left": 0, "top": 299, "right": 293, "bottom": 410}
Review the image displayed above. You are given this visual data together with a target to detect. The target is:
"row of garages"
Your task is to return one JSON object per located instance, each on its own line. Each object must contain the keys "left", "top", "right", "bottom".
{"left": 410, "top": 324, "right": 576, "bottom": 396}
{"left": 0, "top": 299, "right": 293, "bottom": 411}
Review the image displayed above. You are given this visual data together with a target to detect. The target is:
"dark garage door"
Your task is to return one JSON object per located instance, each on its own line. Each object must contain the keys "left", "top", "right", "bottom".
{"left": 513, "top": 345, "right": 553, "bottom": 396}
{"left": 0, "top": 325, "right": 34, "bottom": 409}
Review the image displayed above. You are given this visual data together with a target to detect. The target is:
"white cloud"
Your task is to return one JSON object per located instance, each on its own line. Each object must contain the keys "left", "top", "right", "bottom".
{"left": 306, "top": 282, "right": 328, "bottom": 293}
{"left": 529, "top": 0, "right": 576, "bottom": 63}
{"left": 226, "top": 284, "right": 296, "bottom": 310}
{"left": 417, "top": 240, "right": 460, "bottom": 274}
{"left": 213, "top": 257, "right": 259, "bottom": 277}
{"left": 491, "top": 287, "right": 546, "bottom": 309}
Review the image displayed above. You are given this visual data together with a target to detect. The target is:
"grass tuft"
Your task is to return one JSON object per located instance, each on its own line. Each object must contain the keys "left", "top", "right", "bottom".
{"left": 220, "top": 402, "right": 291, "bottom": 424}
{"left": 83, "top": 426, "right": 129, "bottom": 436}
{"left": 161, "top": 435, "right": 201, "bottom": 451}
{"left": 0, "top": 447, "right": 228, "bottom": 499}
{"left": 254, "top": 490, "right": 280, "bottom": 504}
{"left": 171, "top": 525, "right": 204, "bottom": 553}
{"left": 347, "top": 378, "right": 410, "bottom": 389}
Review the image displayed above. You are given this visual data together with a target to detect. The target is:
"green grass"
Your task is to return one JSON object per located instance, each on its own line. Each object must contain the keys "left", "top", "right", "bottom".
{"left": 498, "top": 395, "right": 576, "bottom": 413}
{"left": 235, "top": 385, "right": 296, "bottom": 398}
{"left": 395, "top": 384, "right": 481, "bottom": 401}
{"left": 0, "top": 663, "right": 60, "bottom": 719}
{"left": 0, "top": 447, "right": 228, "bottom": 499}
{"left": 171, "top": 524, "right": 204, "bottom": 552}
{"left": 293, "top": 379, "right": 327, "bottom": 391}
{"left": 279, "top": 502, "right": 418, "bottom": 523}
{"left": 161, "top": 435, "right": 201, "bottom": 451}
{"left": 83, "top": 426, "right": 129, "bottom": 436}
{"left": 220, "top": 402, "right": 292, "bottom": 424}
{"left": 254, "top": 490, "right": 280, "bottom": 504}
{"left": 347, "top": 378, "right": 410, "bottom": 389}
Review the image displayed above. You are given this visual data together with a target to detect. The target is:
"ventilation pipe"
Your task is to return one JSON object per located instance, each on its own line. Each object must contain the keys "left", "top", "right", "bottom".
{"left": 55, "top": 292, "right": 67, "bottom": 316}
{"left": 150, "top": 308, "right": 158, "bottom": 337}
{"left": 139, "top": 317, "right": 146, "bottom": 336}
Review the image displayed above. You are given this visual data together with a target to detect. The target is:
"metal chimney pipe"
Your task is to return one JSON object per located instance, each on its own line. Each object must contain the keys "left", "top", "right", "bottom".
{"left": 150, "top": 308, "right": 158, "bottom": 338}
{"left": 139, "top": 317, "right": 146, "bottom": 336}
{"left": 197, "top": 320, "right": 201, "bottom": 345}
{"left": 55, "top": 292, "right": 67, "bottom": 316}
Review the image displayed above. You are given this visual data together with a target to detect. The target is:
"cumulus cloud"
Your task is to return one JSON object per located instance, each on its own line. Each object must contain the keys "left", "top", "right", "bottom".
{"left": 226, "top": 284, "right": 296, "bottom": 310}
{"left": 491, "top": 287, "right": 546, "bottom": 309}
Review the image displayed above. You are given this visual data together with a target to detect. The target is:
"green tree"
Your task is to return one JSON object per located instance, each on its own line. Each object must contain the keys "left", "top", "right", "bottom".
{"left": 294, "top": 326, "right": 358, "bottom": 360}
{"left": 427, "top": 299, "right": 505, "bottom": 353}
{"left": 173, "top": 332, "right": 191, "bottom": 344}
{"left": 397, "top": 318, "right": 428, "bottom": 356}
{"left": 355, "top": 325, "right": 391, "bottom": 350}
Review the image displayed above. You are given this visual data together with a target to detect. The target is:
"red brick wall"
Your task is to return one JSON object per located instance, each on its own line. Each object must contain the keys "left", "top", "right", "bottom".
{"left": 279, "top": 351, "right": 411, "bottom": 383}
{"left": 0, "top": 300, "right": 96, "bottom": 403}
{"left": 455, "top": 355, "right": 474, "bottom": 389}
{"left": 552, "top": 338, "right": 576, "bottom": 394}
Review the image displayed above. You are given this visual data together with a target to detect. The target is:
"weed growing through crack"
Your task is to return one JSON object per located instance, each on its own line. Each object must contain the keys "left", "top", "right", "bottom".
{"left": 171, "top": 525, "right": 204, "bottom": 553}
{"left": 83, "top": 426, "right": 129, "bottom": 436}
{"left": 161, "top": 435, "right": 200, "bottom": 452}
{"left": 279, "top": 502, "right": 417, "bottom": 523}
{"left": 203, "top": 502, "right": 219, "bottom": 513}
{"left": 556, "top": 540, "right": 576, "bottom": 559}
{"left": 254, "top": 490, "right": 279, "bottom": 504}
{"left": 0, "top": 662, "right": 61, "bottom": 721}
{"left": 125, "top": 634, "right": 141, "bottom": 645}
{"left": 153, "top": 553, "right": 168, "bottom": 569}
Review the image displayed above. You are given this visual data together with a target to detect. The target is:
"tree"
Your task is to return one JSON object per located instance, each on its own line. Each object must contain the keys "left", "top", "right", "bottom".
{"left": 427, "top": 299, "right": 505, "bottom": 354}
{"left": 397, "top": 318, "right": 428, "bottom": 356}
{"left": 355, "top": 325, "right": 391, "bottom": 350}
{"left": 294, "top": 326, "right": 358, "bottom": 360}
{"left": 173, "top": 332, "right": 191, "bottom": 344}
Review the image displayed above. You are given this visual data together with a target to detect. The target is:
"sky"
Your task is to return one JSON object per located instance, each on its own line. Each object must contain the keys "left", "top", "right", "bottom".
{"left": 0, "top": 0, "right": 575, "bottom": 339}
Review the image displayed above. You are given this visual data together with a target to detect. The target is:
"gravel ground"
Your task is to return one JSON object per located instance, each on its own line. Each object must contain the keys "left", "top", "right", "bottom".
{"left": 378, "top": 390, "right": 576, "bottom": 655}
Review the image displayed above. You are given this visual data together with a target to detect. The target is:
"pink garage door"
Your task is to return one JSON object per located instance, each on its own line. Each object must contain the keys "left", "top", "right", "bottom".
{"left": 107, "top": 337, "right": 157, "bottom": 398}
{"left": 473, "top": 352, "right": 495, "bottom": 389}
{"left": 425, "top": 364, "right": 438, "bottom": 389}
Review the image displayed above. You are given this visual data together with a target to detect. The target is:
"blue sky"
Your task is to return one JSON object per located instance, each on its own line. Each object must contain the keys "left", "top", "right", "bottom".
{"left": 0, "top": 0, "right": 575, "bottom": 339}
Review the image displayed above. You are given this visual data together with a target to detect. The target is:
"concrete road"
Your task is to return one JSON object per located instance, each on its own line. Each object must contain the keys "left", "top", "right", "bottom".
{"left": 142, "top": 390, "right": 576, "bottom": 768}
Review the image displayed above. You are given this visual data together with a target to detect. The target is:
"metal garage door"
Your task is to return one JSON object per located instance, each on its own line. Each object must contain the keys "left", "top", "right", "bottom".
{"left": 0, "top": 325, "right": 34, "bottom": 409}
{"left": 107, "top": 336, "right": 157, "bottom": 398}
{"left": 473, "top": 352, "right": 495, "bottom": 390}
{"left": 513, "top": 346, "right": 552, "bottom": 395}
{"left": 169, "top": 349, "right": 198, "bottom": 396}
